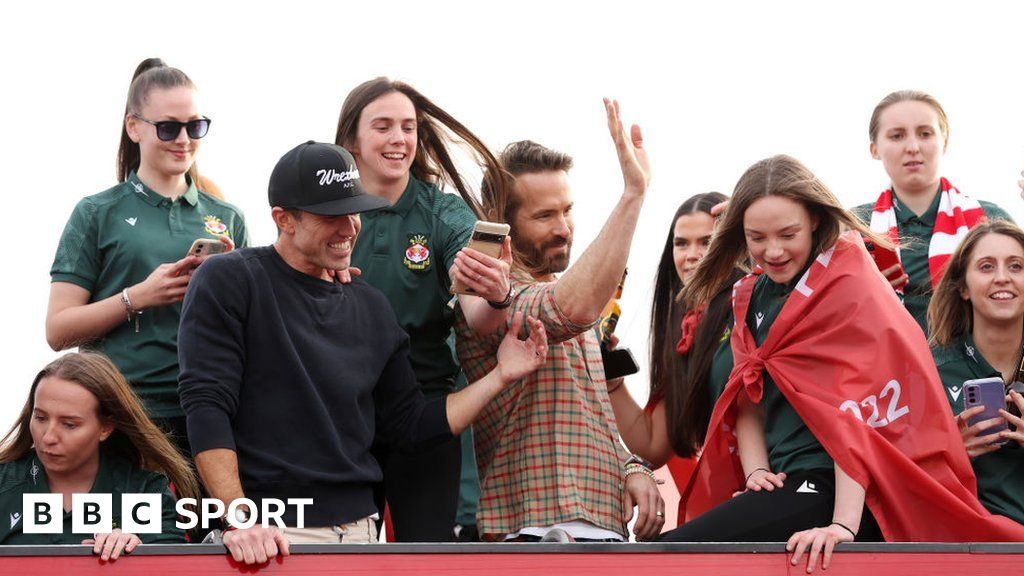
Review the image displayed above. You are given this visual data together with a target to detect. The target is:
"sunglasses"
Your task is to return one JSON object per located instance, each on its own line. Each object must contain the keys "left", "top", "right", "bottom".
{"left": 132, "top": 114, "right": 211, "bottom": 141}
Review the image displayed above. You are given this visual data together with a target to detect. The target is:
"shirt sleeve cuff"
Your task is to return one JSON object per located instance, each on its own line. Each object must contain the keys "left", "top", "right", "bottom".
{"left": 546, "top": 284, "right": 599, "bottom": 332}
{"left": 185, "top": 405, "right": 237, "bottom": 456}
{"left": 425, "top": 396, "right": 456, "bottom": 443}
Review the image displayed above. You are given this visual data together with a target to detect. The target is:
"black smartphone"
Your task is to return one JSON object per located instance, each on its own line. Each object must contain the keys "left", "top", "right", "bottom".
{"left": 602, "top": 346, "right": 639, "bottom": 380}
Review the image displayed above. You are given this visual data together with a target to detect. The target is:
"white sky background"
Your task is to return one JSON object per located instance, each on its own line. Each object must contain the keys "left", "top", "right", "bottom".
{"left": 2, "top": 0, "right": 1023, "bottom": 432}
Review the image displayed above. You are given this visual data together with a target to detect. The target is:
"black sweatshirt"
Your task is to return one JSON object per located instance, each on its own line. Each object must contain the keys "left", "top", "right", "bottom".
{"left": 178, "top": 246, "right": 451, "bottom": 526}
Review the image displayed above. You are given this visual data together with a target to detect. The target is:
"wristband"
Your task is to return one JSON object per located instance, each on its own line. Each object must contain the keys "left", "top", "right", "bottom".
{"left": 744, "top": 467, "right": 770, "bottom": 483}
{"left": 121, "top": 289, "right": 142, "bottom": 333}
{"left": 831, "top": 521, "right": 857, "bottom": 539}
{"left": 624, "top": 454, "right": 654, "bottom": 469}
{"left": 487, "top": 286, "right": 516, "bottom": 309}
{"left": 624, "top": 463, "right": 660, "bottom": 483}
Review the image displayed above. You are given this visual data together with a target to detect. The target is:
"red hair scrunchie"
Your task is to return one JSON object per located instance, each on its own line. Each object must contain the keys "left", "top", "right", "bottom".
{"left": 675, "top": 305, "right": 706, "bottom": 356}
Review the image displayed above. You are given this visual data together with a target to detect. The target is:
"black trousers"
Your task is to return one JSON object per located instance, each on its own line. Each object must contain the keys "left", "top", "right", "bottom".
{"left": 373, "top": 434, "right": 462, "bottom": 542}
{"left": 659, "top": 469, "right": 883, "bottom": 542}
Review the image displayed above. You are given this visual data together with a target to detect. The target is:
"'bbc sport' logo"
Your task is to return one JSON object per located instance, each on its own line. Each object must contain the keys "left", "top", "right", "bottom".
{"left": 21, "top": 495, "right": 314, "bottom": 533}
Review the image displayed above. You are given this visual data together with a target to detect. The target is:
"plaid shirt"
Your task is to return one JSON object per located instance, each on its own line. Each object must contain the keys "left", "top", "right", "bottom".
{"left": 455, "top": 268, "right": 628, "bottom": 538}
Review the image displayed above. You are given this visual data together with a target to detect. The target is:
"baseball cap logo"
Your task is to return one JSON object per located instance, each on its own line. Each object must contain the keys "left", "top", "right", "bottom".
{"left": 316, "top": 168, "right": 360, "bottom": 187}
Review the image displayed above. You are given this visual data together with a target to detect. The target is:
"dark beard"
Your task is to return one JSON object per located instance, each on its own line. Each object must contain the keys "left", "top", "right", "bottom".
{"left": 513, "top": 234, "right": 572, "bottom": 275}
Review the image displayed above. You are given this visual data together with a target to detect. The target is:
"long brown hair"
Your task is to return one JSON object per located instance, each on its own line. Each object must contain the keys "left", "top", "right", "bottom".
{"left": 668, "top": 269, "right": 743, "bottom": 457}
{"left": 650, "top": 195, "right": 723, "bottom": 392}
{"left": 648, "top": 192, "right": 729, "bottom": 456}
{"left": 335, "top": 77, "right": 510, "bottom": 219}
{"left": 0, "top": 353, "right": 200, "bottom": 501}
{"left": 116, "top": 58, "right": 199, "bottom": 184}
{"left": 684, "top": 155, "right": 890, "bottom": 309}
{"left": 929, "top": 220, "right": 1024, "bottom": 346}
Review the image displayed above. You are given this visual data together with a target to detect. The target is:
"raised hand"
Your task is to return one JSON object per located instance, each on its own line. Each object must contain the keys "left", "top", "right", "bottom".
{"left": 604, "top": 98, "right": 650, "bottom": 198}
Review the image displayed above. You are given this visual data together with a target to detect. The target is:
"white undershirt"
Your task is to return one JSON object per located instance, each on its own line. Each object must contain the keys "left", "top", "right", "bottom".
{"left": 506, "top": 520, "right": 624, "bottom": 541}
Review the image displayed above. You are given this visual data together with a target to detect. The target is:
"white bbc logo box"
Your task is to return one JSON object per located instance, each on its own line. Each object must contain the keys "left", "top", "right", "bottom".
{"left": 22, "top": 494, "right": 162, "bottom": 534}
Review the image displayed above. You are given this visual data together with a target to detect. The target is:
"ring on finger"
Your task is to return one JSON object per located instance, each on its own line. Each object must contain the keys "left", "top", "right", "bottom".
{"left": 655, "top": 511, "right": 664, "bottom": 517}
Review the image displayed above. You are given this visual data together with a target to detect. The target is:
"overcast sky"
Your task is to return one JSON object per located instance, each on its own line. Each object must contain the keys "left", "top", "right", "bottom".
{"left": 2, "top": 1, "right": 1023, "bottom": 431}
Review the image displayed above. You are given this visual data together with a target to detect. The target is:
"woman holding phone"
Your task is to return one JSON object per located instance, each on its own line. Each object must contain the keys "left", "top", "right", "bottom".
{"left": 334, "top": 77, "right": 512, "bottom": 541}
{"left": 46, "top": 58, "right": 248, "bottom": 457}
{"left": 852, "top": 90, "right": 1012, "bottom": 334}
{"left": 0, "top": 352, "right": 200, "bottom": 554}
{"left": 662, "top": 155, "right": 1024, "bottom": 570}
{"left": 929, "top": 220, "right": 1024, "bottom": 525}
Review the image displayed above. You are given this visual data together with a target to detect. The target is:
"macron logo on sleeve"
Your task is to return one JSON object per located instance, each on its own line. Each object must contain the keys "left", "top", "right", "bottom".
{"left": 125, "top": 218, "right": 138, "bottom": 227}
{"left": 10, "top": 512, "right": 20, "bottom": 529}
{"left": 948, "top": 386, "right": 963, "bottom": 403}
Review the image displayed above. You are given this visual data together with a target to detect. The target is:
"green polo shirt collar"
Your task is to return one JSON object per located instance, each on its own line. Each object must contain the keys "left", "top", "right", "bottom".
{"left": 375, "top": 177, "right": 418, "bottom": 218}
{"left": 892, "top": 184, "right": 942, "bottom": 227}
{"left": 126, "top": 171, "right": 200, "bottom": 207}
{"left": 961, "top": 333, "right": 1000, "bottom": 379}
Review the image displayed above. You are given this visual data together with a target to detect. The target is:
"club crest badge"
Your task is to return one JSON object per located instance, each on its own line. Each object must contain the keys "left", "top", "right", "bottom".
{"left": 404, "top": 234, "right": 431, "bottom": 271}
{"left": 204, "top": 216, "right": 230, "bottom": 237}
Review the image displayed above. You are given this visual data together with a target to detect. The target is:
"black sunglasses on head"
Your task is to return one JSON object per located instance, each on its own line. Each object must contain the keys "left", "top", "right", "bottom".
{"left": 132, "top": 114, "right": 211, "bottom": 141}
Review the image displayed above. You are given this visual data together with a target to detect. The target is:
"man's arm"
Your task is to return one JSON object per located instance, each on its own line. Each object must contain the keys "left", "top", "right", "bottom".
{"left": 553, "top": 99, "right": 650, "bottom": 326}
{"left": 194, "top": 449, "right": 246, "bottom": 505}
{"left": 380, "top": 313, "right": 547, "bottom": 448}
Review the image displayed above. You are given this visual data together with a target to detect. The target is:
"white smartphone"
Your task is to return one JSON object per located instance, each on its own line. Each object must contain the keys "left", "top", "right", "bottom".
{"left": 451, "top": 221, "right": 510, "bottom": 295}
{"left": 186, "top": 238, "right": 226, "bottom": 258}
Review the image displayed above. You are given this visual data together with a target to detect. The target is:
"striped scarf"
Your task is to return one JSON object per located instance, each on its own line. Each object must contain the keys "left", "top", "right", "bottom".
{"left": 869, "top": 178, "right": 985, "bottom": 290}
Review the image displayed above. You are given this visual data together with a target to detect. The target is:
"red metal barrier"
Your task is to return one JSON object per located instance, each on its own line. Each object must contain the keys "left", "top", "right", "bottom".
{"left": 0, "top": 543, "right": 1020, "bottom": 575}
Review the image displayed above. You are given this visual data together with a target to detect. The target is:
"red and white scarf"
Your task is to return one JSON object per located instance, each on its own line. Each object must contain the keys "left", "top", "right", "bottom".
{"left": 869, "top": 178, "right": 985, "bottom": 289}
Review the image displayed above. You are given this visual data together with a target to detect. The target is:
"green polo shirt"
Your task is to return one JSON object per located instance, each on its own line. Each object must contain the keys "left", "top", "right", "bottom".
{"left": 746, "top": 273, "right": 833, "bottom": 475}
{"left": 50, "top": 172, "right": 249, "bottom": 417}
{"left": 0, "top": 451, "right": 184, "bottom": 544}
{"left": 852, "top": 191, "right": 1012, "bottom": 335}
{"left": 932, "top": 334, "right": 1024, "bottom": 525}
{"left": 352, "top": 176, "right": 476, "bottom": 394}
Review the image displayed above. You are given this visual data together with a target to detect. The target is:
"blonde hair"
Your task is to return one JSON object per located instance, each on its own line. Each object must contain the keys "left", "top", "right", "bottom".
{"left": 868, "top": 90, "right": 949, "bottom": 147}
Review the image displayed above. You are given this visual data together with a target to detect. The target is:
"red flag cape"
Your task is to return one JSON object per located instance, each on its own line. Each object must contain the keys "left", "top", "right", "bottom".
{"left": 680, "top": 232, "right": 1024, "bottom": 541}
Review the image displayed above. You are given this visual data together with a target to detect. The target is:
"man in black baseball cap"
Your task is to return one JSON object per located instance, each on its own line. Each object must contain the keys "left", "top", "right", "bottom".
{"left": 177, "top": 142, "right": 547, "bottom": 563}
{"left": 264, "top": 141, "right": 390, "bottom": 279}
{"left": 268, "top": 141, "right": 390, "bottom": 216}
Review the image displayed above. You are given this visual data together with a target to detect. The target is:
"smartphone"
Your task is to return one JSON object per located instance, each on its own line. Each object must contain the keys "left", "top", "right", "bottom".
{"left": 602, "top": 346, "right": 639, "bottom": 380}
{"left": 187, "top": 238, "right": 226, "bottom": 258}
{"left": 963, "top": 377, "right": 1008, "bottom": 443}
{"left": 864, "top": 240, "right": 908, "bottom": 289}
{"left": 451, "top": 221, "right": 510, "bottom": 295}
